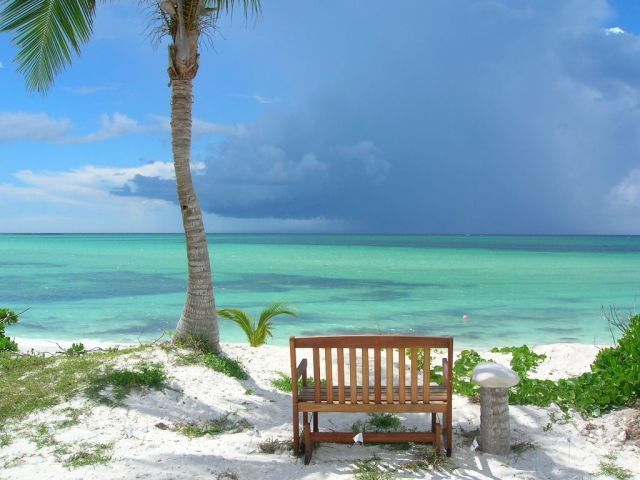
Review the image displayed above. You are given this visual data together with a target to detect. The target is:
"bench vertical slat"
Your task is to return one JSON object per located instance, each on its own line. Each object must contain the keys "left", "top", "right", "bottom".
{"left": 374, "top": 347, "right": 382, "bottom": 403}
{"left": 325, "top": 347, "right": 333, "bottom": 403}
{"left": 398, "top": 347, "right": 406, "bottom": 404}
{"left": 362, "top": 348, "right": 370, "bottom": 404}
{"left": 423, "top": 347, "right": 431, "bottom": 404}
{"left": 410, "top": 348, "right": 418, "bottom": 403}
{"left": 349, "top": 348, "right": 357, "bottom": 403}
{"left": 337, "top": 348, "right": 345, "bottom": 403}
{"left": 386, "top": 347, "right": 394, "bottom": 404}
{"left": 313, "top": 348, "right": 321, "bottom": 403}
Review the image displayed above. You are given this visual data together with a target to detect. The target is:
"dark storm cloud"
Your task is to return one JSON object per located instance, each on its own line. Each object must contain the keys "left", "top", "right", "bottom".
{"left": 117, "top": 0, "right": 640, "bottom": 233}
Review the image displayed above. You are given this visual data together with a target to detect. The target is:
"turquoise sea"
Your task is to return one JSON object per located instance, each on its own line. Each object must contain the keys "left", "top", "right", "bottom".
{"left": 1, "top": 234, "right": 639, "bottom": 348}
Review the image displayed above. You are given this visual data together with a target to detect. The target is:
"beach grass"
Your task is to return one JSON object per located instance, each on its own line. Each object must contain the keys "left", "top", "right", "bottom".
{"left": 85, "top": 361, "right": 168, "bottom": 405}
{"left": 176, "top": 415, "right": 251, "bottom": 438}
{"left": 174, "top": 349, "right": 248, "bottom": 380}
{"left": 597, "top": 452, "right": 633, "bottom": 480}
{"left": 0, "top": 345, "right": 149, "bottom": 422}
{"left": 258, "top": 437, "right": 294, "bottom": 454}
{"left": 269, "top": 372, "right": 325, "bottom": 392}
{"left": 63, "top": 442, "right": 113, "bottom": 469}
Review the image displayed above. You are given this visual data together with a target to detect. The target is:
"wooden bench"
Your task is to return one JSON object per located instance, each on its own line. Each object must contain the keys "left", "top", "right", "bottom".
{"left": 289, "top": 335, "right": 453, "bottom": 464}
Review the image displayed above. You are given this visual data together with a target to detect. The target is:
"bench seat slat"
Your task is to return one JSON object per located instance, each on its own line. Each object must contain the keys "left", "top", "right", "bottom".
{"left": 298, "top": 385, "right": 447, "bottom": 403}
{"left": 299, "top": 401, "right": 448, "bottom": 414}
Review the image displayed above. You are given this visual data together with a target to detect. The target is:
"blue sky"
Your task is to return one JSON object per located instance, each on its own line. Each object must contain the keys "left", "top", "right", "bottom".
{"left": 2, "top": 0, "right": 640, "bottom": 233}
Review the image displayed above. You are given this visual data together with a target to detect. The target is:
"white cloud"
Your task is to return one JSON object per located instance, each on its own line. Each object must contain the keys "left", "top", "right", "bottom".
{"left": 605, "top": 27, "right": 626, "bottom": 36}
{"left": 252, "top": 95, "right": 282, "bottom": 104}
{"left": 149, "top": 115, "right": 245, "bottom": 137}
{"left": 0, "top": 61, "right": 4, "bottom": 69}
{"left": 0, "top": 162, "right": 345, "bottom": 233}
{"left": 609, "top": 169, "right": 640, "bottom": 208}
{"left": 231, "top": 93, "right": 282, "bottom": 104}
{"left": 0, "top": 111, "right": 243, "bottom": 143}
{"left": 70, "top": 113, "right": 142, "bottom": 143}
{"left": 62, "top": 84, "right": 120, "bottom": 95}
{"left": 0, "top": 112, "right": 74, "bottom": 142}
{"left": 8, "top": 162, "right": 176, "bottom": 202}
{"left": 336, "top": 140, "right": 390, "bottom": 183}
{"left": 193, "top": 118, "right": 247, "bottom": 137}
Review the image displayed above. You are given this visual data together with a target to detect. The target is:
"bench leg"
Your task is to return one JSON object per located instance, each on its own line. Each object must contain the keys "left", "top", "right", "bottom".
{"left": 434, "top": 422, "right": 442, "bottom": 455}
{"left": 292, "top": 407, "right": 300, "bottom": 454}
{"left": 303, "top": 420, "right": 313, "bottom": 465}
{"left": 313, "top": 412, "right": 319, "bottom": 432}
{"left": 444, "top": 411, "right": 452, "bottom": 457}
{"left": 431, "top": 413, "right": 437, "bottom": 432}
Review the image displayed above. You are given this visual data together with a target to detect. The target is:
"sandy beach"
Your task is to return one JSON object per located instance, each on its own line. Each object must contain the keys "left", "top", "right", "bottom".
{"left": 1, "top": 339, "right": 639, "bottom": 480}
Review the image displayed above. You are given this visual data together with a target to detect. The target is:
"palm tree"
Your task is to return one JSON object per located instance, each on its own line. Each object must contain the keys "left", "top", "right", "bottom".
{"left": 0, "top": 0, "right": 260, "bottom": 353}
{"left": 218, "top": 302, "right": 298, "bottom": 347}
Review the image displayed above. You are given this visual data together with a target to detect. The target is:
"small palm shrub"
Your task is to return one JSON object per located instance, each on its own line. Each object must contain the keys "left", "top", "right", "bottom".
{"left": 218, "top": 302, "right": 297, "bottom": 347}
{"left": 0, "top": 308, "right": 19, "bottom": 352}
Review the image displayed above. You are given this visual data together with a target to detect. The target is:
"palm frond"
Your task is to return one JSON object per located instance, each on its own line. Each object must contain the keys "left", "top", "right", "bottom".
{"left": 254, "top": 302, "right": 297, "bottom": 343}
{"left": 206, "top": 0, "right": 261, "bottom": 20}
{"left": 259, "top": 302, "right": 298, "bottom": 324}
{"left": 218, "top": 308, "right": 259, "bottom": 346}
{"left": 0, "top": 0, "right": 97, "bottom": 92}
{"left": 254, "top": 318, "right": 272, "bottom": 344}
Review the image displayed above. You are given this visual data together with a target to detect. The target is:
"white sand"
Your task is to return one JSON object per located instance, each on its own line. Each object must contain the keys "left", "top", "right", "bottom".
{"left": 1, "top": 340, "right": 639, "bottom": 479}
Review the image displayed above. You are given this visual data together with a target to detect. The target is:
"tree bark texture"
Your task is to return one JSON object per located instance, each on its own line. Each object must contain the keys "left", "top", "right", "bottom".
{"left": 171, "top": 78, "right": 220, "bottom": 352}
{"left": 479, "top": 387, "right": 511, "bottom": 455}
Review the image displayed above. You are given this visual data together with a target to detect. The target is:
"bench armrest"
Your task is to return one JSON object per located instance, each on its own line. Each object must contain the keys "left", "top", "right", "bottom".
{"left": 295, "top": 358, "right": 308, "bottom": 386}
{"left": 442, "top": 358, "right": 449, "bottom": 383}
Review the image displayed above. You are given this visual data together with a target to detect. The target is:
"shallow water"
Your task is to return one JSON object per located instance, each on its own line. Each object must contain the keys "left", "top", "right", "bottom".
{"left": 1, "top": 234, "right": 638, "bottom": 347}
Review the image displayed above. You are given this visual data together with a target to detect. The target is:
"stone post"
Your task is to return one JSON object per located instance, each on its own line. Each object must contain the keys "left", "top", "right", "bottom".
{"left": 472, "top": 362, "right": 519, "bottom": 456}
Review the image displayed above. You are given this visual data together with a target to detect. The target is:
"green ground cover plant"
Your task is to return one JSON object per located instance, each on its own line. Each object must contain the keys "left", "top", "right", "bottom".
{"left": 176, "top": 350, "right": 248, "bottom": 380}
{"left": 63, "top": 442, "right": 113, "bottom": 469}
{"left": 406, "top": 347, "right": 486, "bottom": 397}
{"left": 400, "top": 446, "right": 457, "bottom": 473}
{"left": 0, "top": 309, "right": 19, "bottom": 353}
{"left": 86, "top": 361, "right": 168, "bottom": 405}
{"left": 28, "top": 423, "right": 57, "bottom": 449}
{"left": 352, "top": 446, "right": 455, "bottom": 480}
{"left": 177, "top": 414, "right": 251, "bottom": 438}
{"left": 258, "top": 437, "right": 294, "bottom": 454}
{"left": 353, "top": 456, "right": 396, "bottom": 480}
{"left": 448, "top": 314, "right": 640, "bottom": 417}
{"left": 56, "top": 407, "right": 88, "bottom": 429}
{"left": 65, "top": 343, "right": 87, "bottom": 356}
{"left": 597, "top": 452, "right": 633, "bottom": 480}
{"left": 270, "top": 372, "right": 324, "bottom": 392}
{"left": 351, "top": 413, "right": 415, "bottom": 451}
{"left": 0, "top": 345, "right": 149, "bottom": 422}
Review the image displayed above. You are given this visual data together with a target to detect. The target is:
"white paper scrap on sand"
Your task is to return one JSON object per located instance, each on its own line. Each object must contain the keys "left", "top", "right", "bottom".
{"left": 471, "top": 437, "right": 479, "bottom": 451}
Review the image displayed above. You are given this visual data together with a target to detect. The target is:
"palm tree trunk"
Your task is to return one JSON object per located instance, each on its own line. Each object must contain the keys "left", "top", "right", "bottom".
{"left": 171, "top": 78, "right": 220, "bottom": 353}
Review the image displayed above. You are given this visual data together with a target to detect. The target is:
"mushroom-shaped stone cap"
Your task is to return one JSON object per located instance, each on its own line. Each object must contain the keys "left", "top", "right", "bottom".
{"left": 472, "top": 362, "right": 519, "bottom": 388}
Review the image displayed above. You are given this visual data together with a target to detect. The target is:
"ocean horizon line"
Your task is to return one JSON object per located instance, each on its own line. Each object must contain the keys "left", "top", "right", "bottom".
{"left": 2, "top": 232, "right": 640, "bottom": 237}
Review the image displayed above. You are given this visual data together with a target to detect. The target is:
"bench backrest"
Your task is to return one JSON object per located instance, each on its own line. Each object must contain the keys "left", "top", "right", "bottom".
{"left": 289, "top": 335, "right": 453, "bottom": 405}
